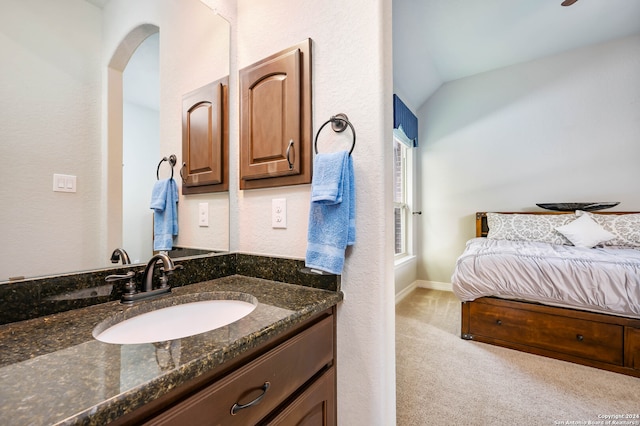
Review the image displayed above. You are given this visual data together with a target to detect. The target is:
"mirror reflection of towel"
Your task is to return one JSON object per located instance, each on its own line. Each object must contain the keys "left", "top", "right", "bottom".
{"left": 305, "top": 151, "right": 356, "bottom": 275}
{"left": 150, "top": 178, "right": 178, "bottom": 251}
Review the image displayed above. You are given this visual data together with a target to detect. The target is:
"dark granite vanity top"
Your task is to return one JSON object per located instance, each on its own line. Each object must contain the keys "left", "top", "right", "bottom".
{"left": 0, "top": 275, "right": 342, "bottom": 425}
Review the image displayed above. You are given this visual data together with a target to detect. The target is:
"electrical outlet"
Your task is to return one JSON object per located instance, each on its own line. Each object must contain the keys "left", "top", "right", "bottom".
{"left": 199, "top": 202, "right": 209, "bottom": 227}
{"left": 272, "top": 198, "right": 287, "bottom": 228}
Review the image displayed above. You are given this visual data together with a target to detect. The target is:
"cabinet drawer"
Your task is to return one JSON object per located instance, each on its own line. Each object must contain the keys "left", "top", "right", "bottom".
{"left": 468, "top": 303, "right": 623, "bottom": 365}
{"left": 147, "top": 316, "right": 334, "bottom": 426}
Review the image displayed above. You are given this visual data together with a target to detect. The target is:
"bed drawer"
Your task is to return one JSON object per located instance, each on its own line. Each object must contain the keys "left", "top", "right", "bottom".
{"left": 468, "top": 302, "right": 624, "bottom": 365}
{"left": 625, "top": 327, "right": 640, "bottom": 370}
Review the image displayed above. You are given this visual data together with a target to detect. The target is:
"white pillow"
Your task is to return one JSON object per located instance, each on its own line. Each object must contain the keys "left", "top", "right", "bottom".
{"left": 555, "top": 214, "right": 615, "bottom": 248}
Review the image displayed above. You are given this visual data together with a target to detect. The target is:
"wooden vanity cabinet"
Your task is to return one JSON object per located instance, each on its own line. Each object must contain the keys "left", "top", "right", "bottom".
{"left": 264, "top": 366, "right": 336, "bottom": 425}
{"left": 118, "top": 308, "right": 336, "bottom": 426}
{"left": 181, "top": 76, "right": 229, "bottom": 194}
{"left": 239, "top": 39, "right": 312, "bottom": 190}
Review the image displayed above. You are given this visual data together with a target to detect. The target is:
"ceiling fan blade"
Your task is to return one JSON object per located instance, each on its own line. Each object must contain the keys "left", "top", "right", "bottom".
{"left": 561, "top": 0, "right": 579, "bottom": 6}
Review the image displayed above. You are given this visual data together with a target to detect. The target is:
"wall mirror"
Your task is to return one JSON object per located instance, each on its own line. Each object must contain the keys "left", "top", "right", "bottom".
{"left": 0, "top": 0, "right": 230, "bottom": 282}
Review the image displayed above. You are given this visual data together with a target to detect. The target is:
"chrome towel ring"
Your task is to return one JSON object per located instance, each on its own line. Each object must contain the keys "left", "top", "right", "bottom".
{"left": 156, "top": 154, "right": 177, "bottom": 180}
{"left": 314, "top": 113, "right": 356, "bottom": 156}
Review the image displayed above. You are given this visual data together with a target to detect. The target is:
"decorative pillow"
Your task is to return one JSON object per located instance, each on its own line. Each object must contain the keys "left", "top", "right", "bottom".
{"left": 576, "top": 210, "right": 640, "bottom": 248}
{"left": 555, "top": 214, "right": 614, "bottom": 248}
{"left": 486, "top": 213, "right": 575, "bottom": 245}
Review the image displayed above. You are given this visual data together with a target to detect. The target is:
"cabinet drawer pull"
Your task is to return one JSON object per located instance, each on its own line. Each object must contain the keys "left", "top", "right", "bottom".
{"left": 230, "top": 382, "right": 271, "bottom": 415}
{"left": 576, "top": 334, "right": 584, "bottom": 342}
{"left": 286, "top": 140, "right": 294, "bottom": 170}
{"left": 496, "top": 319, "right": 502, "bottom": 325}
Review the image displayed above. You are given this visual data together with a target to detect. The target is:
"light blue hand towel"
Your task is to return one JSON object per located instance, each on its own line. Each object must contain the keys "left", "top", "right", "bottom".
{"left": 305, "top": 151, "right": 356, "bottom": 275}
{"left": 151, "top": 178, "right": 178, "bottom": 251}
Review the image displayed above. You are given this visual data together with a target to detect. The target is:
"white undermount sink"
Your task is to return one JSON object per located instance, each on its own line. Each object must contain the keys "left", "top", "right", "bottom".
{"left": 93, "top": 294, "right": 257, "bottom": 344}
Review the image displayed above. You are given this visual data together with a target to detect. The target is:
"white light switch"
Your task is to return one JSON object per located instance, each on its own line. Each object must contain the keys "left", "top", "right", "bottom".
{"left": 272, "top": 198, "right": 287, "bottom": 228}
{"left": 53, "top": 174, "right": 76, "bottom": 193}
{"left": 199, "top": 202, "right": 209, "bottom": 227}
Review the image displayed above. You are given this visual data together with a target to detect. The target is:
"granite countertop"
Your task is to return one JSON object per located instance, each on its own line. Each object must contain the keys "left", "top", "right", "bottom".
{"left": 0, "top": 275, "right": 342, "bottom": 425}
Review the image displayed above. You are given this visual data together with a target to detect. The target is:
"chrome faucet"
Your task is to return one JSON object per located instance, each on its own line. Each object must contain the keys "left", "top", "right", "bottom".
{"left": 110, "top": 248, "right": 131, "bottom": 265}
{"left": 141, "top": 253, "right": 182, "bottom": 292}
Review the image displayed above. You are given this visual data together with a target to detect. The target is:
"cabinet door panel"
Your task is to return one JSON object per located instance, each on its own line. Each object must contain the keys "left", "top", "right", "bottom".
{"left": 266, "top": 366, "right": 336, "bottom": 426}
{"left": 241, "top": 49, "right": 300, "bottom": 180}
{"left": 250, "top": 75, "right": 286, "bottom": 161}
{"left": 187, "top": 101, "right": 219, "bottom": 179}
{"left": 181, "top": 76, "right": 228, "bottom": 194}
{"left": 239, "top": 39, "right": 312, "bottom": 190}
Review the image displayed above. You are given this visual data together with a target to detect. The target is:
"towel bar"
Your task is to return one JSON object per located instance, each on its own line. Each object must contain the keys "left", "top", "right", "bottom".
{"left": 314, "top": 113, "right": 356, "bottom": 156}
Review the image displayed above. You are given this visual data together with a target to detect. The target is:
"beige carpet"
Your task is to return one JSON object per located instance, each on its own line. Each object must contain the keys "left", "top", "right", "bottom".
{"left": 396, "top": 288, "right": 640, "bottom": 426}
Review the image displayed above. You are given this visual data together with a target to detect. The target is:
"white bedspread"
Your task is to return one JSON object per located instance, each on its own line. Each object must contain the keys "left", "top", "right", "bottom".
{"left": 451, "top": 238, "right": 640, "bottom": 319}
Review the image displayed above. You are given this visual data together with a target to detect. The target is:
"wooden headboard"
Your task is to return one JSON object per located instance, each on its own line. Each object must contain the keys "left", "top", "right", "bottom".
{"left": 475, "top": 211, "right": 633, "bottom": 238}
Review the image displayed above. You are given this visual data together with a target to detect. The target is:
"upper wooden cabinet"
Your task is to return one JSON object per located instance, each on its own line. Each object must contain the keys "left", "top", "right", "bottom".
{"left": 181, "top": 76, "right": 229, "bottom": 194}
{"left": 239, "top": 39, "right": 312, "bottom": 190}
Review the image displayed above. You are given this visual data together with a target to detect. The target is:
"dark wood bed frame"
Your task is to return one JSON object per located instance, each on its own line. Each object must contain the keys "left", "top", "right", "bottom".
{"left": 461, "top": 211, "right": 640, "bottom": 378}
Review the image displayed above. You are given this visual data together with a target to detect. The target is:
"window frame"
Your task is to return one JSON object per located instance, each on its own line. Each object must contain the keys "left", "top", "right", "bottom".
{"left": 393, "top": 135, "right": 414, "bottom": 261}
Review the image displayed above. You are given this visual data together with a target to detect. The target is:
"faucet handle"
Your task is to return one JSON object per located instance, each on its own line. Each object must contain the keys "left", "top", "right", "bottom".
{"left": 160, "top": 263, "right": 184, "bottom": 274}
{"left": 106, "top": 271, "right": 138, "bottom": 298}
{"left": 105, "top": 271, "right": 136, "bottom": 282}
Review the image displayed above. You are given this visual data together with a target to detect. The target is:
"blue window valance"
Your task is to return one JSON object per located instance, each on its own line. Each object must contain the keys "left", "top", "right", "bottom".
{"left": 393, "top": 94, "right": 418, "bottom": 147}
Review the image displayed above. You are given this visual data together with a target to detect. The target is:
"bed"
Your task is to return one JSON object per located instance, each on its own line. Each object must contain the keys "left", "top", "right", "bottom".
{"left": 452, "top": 211, "right": 640, "bottom": 378}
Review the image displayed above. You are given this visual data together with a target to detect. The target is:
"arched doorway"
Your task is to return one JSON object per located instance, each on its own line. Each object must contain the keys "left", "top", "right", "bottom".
{"left": 106, "top": 24, "right": 159, "bottom": 262}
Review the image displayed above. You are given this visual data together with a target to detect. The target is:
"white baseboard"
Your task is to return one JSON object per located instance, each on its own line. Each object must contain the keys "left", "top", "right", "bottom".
{"left": 395, "top": 280, "right": 453, "bottom": 304}
{"left": 416, "top": 280, "right": 453, "bottom": 292}
{"left": 395, "top": 281, "right": 417, "bottom": 304}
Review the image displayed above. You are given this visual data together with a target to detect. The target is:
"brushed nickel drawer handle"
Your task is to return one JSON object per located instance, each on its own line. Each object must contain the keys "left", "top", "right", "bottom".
{"left": 230, "top": 381, "right": 270, "bottom": 415}
{"left": 286, "top": 140, "right": 294, "bottom": 170}
{"left": 576, "top": 334, "right": 584, "bottom": 342}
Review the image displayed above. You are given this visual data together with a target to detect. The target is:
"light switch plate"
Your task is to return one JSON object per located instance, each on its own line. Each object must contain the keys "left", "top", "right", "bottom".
{"left": 53, "top": 174, "right": 76, "bottom": 193}
{"left": 272, "top": 198, "right": 287, "bottom": 228}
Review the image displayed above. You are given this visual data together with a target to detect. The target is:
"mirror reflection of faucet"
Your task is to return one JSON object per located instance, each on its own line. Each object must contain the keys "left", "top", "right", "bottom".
{"left": 105, "top": 253, "right": 183, "bottom": 304}
{"left": 110, "top": 248, "right": 131, "bottom": 265}
{"left": 152, "top": 340, "right": 181, "bottom": 371}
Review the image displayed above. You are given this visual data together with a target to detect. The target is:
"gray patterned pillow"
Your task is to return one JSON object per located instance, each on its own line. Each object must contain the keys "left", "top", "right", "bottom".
{"left": 576, "top": 211, "right": 640, "bottom": 247}
{"left": 487, "top": 213, "right": 575, "bottom": 245}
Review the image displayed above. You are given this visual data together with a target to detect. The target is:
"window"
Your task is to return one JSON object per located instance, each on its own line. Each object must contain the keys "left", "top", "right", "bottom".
{"left": 393, "top": 136, "right": 413, "bottom": 258}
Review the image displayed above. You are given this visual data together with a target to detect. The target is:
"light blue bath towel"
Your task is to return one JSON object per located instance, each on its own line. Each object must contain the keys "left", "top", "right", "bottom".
{"left": 305, "top": 151, "right": 355, "bottom": 274}
{"left": 151, "top": 178, "right": 178, "bottom": 251}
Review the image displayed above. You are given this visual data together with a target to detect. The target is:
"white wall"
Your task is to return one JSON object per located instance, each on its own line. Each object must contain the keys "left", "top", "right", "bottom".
{"left": 0, "top": 0, "right": 103, "bottom": 279}
{"left": 122, "top": 101, "right": 158, "bottom": 264}
{"left": 417, "top": 34, "right": 640, "bottom": 284}
{"left": 235, "top": 0, "right": 396, "bottom": 423}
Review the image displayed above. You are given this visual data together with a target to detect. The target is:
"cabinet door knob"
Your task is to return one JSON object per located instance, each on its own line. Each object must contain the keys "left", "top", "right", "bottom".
{"left": 230, "top": 381, "right": 271, "bottom": 415}
{"left": 576, "top": 334, "right": 584, "bottom": 342}
{"left": 496, "top": 319, "right": 502, "bottom": 325}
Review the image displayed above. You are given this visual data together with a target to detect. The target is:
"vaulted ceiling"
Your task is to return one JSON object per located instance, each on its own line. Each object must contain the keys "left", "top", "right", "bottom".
{"left": 393, "top": 0, "right": 640, "bottom": 110}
